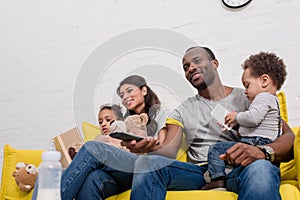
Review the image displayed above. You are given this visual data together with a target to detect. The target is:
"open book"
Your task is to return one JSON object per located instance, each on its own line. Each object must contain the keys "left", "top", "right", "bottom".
{"left": 53, "top": 127, "right": 83, "bottom": 168}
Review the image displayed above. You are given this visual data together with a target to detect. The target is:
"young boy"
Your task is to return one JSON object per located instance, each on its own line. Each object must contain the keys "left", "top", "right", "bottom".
{"left": 202, "top": 51, "right": 287, "bottom": 190}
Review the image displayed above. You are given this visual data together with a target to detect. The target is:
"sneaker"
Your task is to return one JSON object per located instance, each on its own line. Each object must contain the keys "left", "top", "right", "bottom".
{"left": 201, "top": 179, "right": 226, "bottom": 191}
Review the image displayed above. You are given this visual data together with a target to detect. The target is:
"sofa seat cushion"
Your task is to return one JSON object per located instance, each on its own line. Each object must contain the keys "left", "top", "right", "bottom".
{"left": 106, "top": 190, "right": 238, "bottom": 200}
{"left": 280, "top": 181, "right": 300, "bottom": 200}
{"left": 106, "top": 183, "right": 299, "bottom": 200}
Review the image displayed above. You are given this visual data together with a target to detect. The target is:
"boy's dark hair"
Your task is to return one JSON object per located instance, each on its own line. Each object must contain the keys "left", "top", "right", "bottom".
{"left": 242, "top": 52, "right": 287, "bottom": 90}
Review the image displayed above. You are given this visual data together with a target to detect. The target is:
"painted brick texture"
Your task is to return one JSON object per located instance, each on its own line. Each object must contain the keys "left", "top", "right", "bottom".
{"left": 0, "top": 0, "right": 299, "bottom": 181}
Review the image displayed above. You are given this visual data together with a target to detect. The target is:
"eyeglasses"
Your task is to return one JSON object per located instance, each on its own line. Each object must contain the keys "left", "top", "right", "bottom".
{"left": 118, "top": 86, "right": 140, "bottom": 99}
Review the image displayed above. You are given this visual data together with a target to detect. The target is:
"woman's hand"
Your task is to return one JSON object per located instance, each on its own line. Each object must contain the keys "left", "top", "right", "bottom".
{"left": 120, "top": 137, "right": 159, "bottom": 154}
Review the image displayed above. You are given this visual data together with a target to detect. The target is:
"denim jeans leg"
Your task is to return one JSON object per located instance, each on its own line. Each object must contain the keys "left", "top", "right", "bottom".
{"left": 76, "top": 168, "right": 131, "bottom": 200}
{"left": 207, "top": 141, "right": 236, "bottom": 179}
{"left": 239, "top": 136, "right": 273, "bottom": 146}
{"left": 226, "top": 159, "right": 281, "bottom": 200}
{"left": 61, "top": 141, "right": 138, "bottom": 200}
{"left": 131, "top": 155, "right": 207, "bottom": 200}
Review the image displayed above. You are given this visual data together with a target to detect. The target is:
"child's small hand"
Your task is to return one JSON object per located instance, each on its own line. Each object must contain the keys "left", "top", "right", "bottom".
{"left": 225, "top": 111, "right": 238, "bottom": 127}
{"left": 216, "top": 121, "right": 227, "bottom": 132}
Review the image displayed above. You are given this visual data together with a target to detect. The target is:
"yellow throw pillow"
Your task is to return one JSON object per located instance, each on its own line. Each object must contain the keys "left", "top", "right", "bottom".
{"left": 280, "top": 160, "right": 296, "bottom": 181}
{"left": 276, "top": 91, "right": 297, "bottom": 181}
{"left": 82, "top": 122, "right": 101, "bottom": 142}
{"left": 0, "top": 145, "right": 44, "bottom": 200}
{"left": 292, "top": 126, "right": 300, "bottom": 188}
{"left": 280, "top": 126, "right": 300, "bottom": 181}
{"left": 277, "top": 91, "right": 288, "bottom": 123}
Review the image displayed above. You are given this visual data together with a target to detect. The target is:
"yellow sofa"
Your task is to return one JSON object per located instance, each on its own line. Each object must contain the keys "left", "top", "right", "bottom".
{"left": 103, "top": 135, "right": 300, "bottom": 199}
{"left": 1, "top": 91, "right": 299, "bottom": 200}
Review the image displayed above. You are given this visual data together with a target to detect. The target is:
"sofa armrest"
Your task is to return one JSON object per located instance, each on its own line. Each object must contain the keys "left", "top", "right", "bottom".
{"left": 0, "top": 145, "right": 44, "bottom": 200}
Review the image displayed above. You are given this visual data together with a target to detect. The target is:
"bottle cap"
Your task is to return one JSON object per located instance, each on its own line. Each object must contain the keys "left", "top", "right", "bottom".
{"left": 42, "top": 151, "right": 61, "bottom": 161}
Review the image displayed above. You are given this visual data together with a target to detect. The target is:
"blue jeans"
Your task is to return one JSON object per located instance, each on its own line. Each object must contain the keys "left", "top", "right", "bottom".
{"left": 32, "top": 141, "right": 138, "bottom": 200}
{"left": 132, "top": 155, "right": 207, "bottom": 199}
{"left": 207, "top": 137, "right": 273, "bottom": 179}
{"left": 131, "top": 156, "right": 281, "bottom": 200}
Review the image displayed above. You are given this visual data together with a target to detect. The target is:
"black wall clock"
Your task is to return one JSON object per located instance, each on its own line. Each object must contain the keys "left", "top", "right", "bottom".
{"left": 222, "top": 0, "right": 252, "bottom": 9}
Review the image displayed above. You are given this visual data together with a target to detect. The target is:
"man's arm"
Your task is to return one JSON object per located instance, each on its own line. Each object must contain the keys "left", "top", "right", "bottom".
{"left": 267, "top": 120, "right": 295, "bottom": 161}
{"left": 221, "top": 120, "right": 295, "bottom": 166}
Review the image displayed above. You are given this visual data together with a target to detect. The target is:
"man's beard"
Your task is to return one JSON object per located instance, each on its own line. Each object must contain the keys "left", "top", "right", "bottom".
{"left": 193, "top": 81, "right": 208, "bottom": 90}
{"left": 192, "top": 74, "right": 214, "bottom": 90}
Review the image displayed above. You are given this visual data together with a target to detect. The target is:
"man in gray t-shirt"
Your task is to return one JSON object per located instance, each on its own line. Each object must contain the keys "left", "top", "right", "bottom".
{"left": 168, "top": 87, "right": 249, "bottom": 164}
{"left": 128, "top": 46, "right": 294, "bottom": 200}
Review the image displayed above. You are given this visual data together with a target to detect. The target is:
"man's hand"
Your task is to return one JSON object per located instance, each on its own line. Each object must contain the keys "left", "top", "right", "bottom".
{"left": 219, "top": 142, "right": 266, "bottom": 166}
{"left": 120, "top": 137, "right": 159, "bottom": 154}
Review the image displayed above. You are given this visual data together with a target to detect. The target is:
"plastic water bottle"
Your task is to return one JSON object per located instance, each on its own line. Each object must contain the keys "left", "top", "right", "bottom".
{"left": 36, "top": 140, "right": 62, "bottom": 200}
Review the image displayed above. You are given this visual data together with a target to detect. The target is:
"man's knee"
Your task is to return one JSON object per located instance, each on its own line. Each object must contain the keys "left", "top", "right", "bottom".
{"left": 243, "top": 160, "right": 280, "bottom": 185}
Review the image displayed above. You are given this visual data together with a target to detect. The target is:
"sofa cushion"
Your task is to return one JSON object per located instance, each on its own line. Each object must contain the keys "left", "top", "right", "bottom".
{"left": 106, "top": 190, "right": 238, "bottom": 200}
{"left": 82, "top": 121, "right": 100, "bottom": 142}
{"left": 107, "top": 186, "right": 300, "bottom": 200}
{"left": 280, "top": 126, "right": 299, "bottom": 182}
{"left": 280, "top": 181, "right": 300, "bottom": 200}
{"left": 0, "top": 144, "right": 44, "bottom": 200}
{"left": 293, "top": 126, "right": 300, "bottom": 189}
{"left": 277, "top": 91, "right": 288, "bottom": 123}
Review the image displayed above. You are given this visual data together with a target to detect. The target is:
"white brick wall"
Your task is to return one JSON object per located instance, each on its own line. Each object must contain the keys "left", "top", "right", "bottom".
{"left": 1, "top": 0, "right": 300, "bottom": 182}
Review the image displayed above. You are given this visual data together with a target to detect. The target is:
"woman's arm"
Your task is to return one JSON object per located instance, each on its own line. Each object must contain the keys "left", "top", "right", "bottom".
{"left": 120, "top": 124, "right": 183, "bottom": 158}
{"left": 151, "top": 124, "right": 183, "bottom": 158}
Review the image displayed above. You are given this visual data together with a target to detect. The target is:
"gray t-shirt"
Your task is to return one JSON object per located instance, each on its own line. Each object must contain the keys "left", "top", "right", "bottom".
{"left": 167, "top": 88, "right": 249, "bottom": 164}
{"left": 153, "top": 106, "right": 169, "bottom": 136}
{"left": 237, "top": 92, "right": 280, "bottom": 141}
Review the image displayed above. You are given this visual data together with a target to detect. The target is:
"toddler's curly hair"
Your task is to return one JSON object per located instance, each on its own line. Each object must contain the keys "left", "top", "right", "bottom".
{"left": 242, "top": 52, "right": 287, "bottom": 90}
